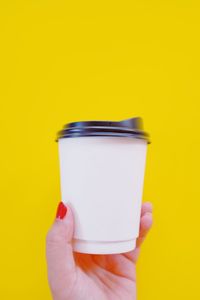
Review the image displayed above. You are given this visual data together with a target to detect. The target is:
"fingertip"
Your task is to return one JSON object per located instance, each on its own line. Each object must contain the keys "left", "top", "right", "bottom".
{"left": 56, "top": 201, "right": 68, "bottom": 220}
{"left": 48, "top": 202, "right": 74, "bottom": 244}
{"left": 55, "top": 202, "right": 74, "bottom": 224}
{"left": 141, "top": 202, "right": 153, "bottom": 215}
{"left": 61, "top": 203, "right": 74, "bottom": 225}
{"left": 140, "top": 212, "right": 153, "bottom": 230}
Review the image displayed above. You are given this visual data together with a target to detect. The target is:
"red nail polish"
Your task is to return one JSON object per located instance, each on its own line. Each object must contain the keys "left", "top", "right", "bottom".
{"left": 56, "top": 202, "right": 67, "bottom": 219}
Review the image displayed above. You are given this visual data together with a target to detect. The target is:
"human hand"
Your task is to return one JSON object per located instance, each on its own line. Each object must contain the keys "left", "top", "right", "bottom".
{"left": 46, "top": 201, "right": 153, "bottom": 300}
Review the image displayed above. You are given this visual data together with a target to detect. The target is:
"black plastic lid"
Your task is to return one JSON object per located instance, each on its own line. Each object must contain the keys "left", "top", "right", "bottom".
{"left": 57, "top": 117, "right": 150, "bottom": 143}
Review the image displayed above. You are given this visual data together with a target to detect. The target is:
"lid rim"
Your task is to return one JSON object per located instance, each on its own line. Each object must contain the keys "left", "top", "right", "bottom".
{"left": 56, "top": 117, "right": 150, "bottom": 143}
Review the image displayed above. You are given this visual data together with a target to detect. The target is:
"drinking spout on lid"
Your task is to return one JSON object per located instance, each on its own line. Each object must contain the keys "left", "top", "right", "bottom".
{"left": 119, "top": 117, "right": 143, "bottom": 130}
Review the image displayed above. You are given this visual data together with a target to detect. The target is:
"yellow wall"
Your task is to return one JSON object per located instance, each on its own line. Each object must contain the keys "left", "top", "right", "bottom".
{"left": 0, "top": 1, "right": 200, "bottom": 299}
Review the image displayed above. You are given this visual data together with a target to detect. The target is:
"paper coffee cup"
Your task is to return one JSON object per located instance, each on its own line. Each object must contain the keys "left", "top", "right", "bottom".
{"left": 57, "top": 117, "right": 150, "bottom": 254}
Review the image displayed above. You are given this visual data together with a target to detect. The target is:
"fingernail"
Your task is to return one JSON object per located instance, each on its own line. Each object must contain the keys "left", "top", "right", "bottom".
{"left": 56, "top": 202, "right": 67, "bottom": 219}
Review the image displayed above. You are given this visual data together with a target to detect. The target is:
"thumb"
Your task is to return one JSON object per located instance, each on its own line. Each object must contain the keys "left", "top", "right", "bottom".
{"left": 46, "top": 202, "right": 76, "bottom": 299}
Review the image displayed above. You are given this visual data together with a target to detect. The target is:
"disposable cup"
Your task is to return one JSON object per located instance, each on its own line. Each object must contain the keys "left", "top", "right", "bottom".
{"left": 57, "top": 117, "right": 150, "bottom": 254}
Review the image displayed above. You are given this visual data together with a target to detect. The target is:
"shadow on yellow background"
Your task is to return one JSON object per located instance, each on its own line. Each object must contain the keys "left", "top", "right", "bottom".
{"left": 0, "top": 1, "right": 200, "bottom": 299}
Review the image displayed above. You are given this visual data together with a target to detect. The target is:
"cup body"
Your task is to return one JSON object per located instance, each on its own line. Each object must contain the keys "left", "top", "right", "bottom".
{"left": 58, "top": 136, "right": 147, "bottom": 254}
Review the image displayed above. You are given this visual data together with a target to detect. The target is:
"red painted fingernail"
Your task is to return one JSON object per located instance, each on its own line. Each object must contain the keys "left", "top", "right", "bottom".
{"left": 56, "top": 202, "right": 67, "bottom": 219}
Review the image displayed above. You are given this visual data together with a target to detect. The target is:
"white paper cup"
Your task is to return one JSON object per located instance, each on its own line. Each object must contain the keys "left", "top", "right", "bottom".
{"left": 57, "top": 118, "right": 150, "bottom": 254}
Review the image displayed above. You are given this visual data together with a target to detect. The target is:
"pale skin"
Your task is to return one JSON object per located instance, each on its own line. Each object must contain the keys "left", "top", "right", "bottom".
{"left": 46, "top": 202, "right": 153, "bottom": 300}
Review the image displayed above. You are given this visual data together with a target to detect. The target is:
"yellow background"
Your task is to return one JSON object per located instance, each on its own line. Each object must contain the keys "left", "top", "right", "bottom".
{"left": 0, "top": 1, "right": 200, "bottom": 299}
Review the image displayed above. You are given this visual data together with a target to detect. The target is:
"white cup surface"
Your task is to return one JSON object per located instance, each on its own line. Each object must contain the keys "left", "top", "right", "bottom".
{"left": 58, "top": 136, "right": 147, "bottom": 254}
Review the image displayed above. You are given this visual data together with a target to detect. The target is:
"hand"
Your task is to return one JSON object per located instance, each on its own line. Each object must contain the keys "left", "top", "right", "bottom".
{"left": 46, "top": 202, "right": 153, "bottom": 300}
